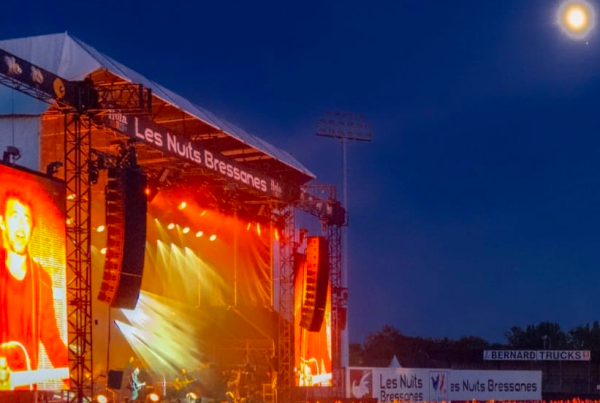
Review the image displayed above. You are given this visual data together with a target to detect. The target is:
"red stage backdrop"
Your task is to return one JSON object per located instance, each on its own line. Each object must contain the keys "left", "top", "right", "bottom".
{"left": 0, "top": 164, "right": 68, "bottom": 391}
{"left": 294, "top": 257, "right": 332, "bottom": 387}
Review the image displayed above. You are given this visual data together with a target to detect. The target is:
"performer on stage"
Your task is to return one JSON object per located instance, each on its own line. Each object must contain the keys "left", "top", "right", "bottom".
{"left": 0, "top": 190, "right": 68, "bottom": 378}
{"left": 129, "top": 367, "right": 145, "bottom": 402}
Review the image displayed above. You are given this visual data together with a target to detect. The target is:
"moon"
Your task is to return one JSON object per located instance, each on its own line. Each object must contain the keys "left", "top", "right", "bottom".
{"left": 557, "top": 0, "right": 596, "bottom": 40}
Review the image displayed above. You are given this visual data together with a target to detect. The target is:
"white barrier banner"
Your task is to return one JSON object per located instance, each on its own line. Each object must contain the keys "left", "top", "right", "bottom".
{"left": 484, "top": 350, "right": 591, "bottom": 361}
{"left": 347, "top": 367, "right": 542, "bottom": 402}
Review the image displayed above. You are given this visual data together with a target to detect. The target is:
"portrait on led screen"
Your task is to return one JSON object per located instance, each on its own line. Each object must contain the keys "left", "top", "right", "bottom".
{"left": 0, "top": 164, "right": 69, "bottom": 391}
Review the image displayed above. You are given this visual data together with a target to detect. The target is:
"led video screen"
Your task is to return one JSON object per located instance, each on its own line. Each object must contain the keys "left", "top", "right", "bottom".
{"left": 0, "top": 163, "right": 68, "bottom": 391}
{"left": 294, "top": 258, "right": 332, "bottom": 387}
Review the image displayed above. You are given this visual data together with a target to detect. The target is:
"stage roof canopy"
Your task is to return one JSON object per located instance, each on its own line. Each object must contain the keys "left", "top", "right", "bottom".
{"left": 0, "top": 32, "right": 315, "bottom": 185}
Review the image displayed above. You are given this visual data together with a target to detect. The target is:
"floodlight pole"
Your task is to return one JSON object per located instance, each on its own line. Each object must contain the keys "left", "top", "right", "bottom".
{"left": 316, "top": 110, "right": 372, "bottom": 375}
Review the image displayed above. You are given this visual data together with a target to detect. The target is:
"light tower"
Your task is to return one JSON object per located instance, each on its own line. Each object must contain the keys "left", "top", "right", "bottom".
{"left": 316, "top": 110, "right": 373, "bottom": 369}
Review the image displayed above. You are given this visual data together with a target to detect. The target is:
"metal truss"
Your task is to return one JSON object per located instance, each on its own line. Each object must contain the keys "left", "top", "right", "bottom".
{"left": 298, "top": 184, "right": 347, "bottom": 398}
{"left": 93, "top": 83, "right": 152, "bottom": 114}
{"left": 327, "top": 223, "right": 344, "bottom": 397}
{"left": 64, "top": 113, "right": 93, "bottom": 402}
{"left": 298, "top": 185, "right": 346, "bottom": 227}
{"left": 277, "top": 206, "right": 295, "bottom": 403}
{"left": 0, "top": 75, "right": 61, "bottom": 106}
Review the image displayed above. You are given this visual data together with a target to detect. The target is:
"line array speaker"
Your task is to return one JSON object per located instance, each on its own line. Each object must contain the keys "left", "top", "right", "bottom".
{"left": 300, "top": 236, "right": 330, "bottom": 332}
{"left": 98, "top": 166, "right": 147, "bottom": 309}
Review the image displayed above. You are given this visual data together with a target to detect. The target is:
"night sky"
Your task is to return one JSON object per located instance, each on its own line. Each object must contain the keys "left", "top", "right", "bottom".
{"left": 2, "top": 0, "right": 600, "bottom": 344}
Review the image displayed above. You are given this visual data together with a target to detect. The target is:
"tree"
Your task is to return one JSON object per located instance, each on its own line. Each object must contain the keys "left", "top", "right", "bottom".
{"left": 505, "top": 321, "right": 569, "bottom": 349}
{"left": 362, "top": 324, "right": 404, "bottom": 367}
{"left": 349, "top": 343, "right": 365, "bottom": 366}
{"left": 455, "top": 336, "right": 490, "bottom": 350}
{"left": 569, "top": 321, "right": 600, "bottom": 350}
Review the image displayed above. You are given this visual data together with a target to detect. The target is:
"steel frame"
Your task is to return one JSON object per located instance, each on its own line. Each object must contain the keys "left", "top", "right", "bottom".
{"left": 327, "top": 223, "right": 343, "bottom": 397}
{"left": 64, "top": 113, "right": 93, "bottom": 402}
{"left": 277, "top": 207, "right": 295, "bottom": 403}
{"left": 93, "top": 83, "right": 152, "bottom": 113}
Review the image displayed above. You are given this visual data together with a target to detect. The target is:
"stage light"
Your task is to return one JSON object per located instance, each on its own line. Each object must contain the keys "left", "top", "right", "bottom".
{"left": 95, "top": 395, "right": 108, "bottom": 403}
{"left": 148, "top": 393, "right": 160, "bottom": 402}
{"left": 100, "top": 248, "right": 107, "bottom": 255}
{"left": 195, "top": 231, "right": 204, "bottom": 238}
{"left": 144, "top": 184, "right": 159, "bottom": 202}
{"left": 558, "top": 0, "right": 595, "bottom": 39}
{"left": 200, "top": 210, "right": 207, "bottom": 216}
{"left": 66, "top": 217, "right": 73, "bottom": 226}
{"left": 209, "top": 234, "right": 217, "bottom": 241}
{"left": 247, "top": 222, "right": 252, "bottom": 231}
{"left": 46, "top": 161, "right": 63, "bottom": 178}
{"left": 178, "top": 201, "right": 187, "bottom": 210}
{"left": 275, "top": 228, "right": 280, "bottom": 242}
{"left": 256, "top": 223, "right": 262, "bottom": 236}
{"left": 183, "top": 227, "right": 190, "bottom": 234}
{"left": 97, "top": 225, "right": 105, "bottom": 233}
{"left": 168, "top": 223, "right": 175, "bottom": 230}
{"left": 67, "top": 193, "right": 76, "bottom": 201}
{"left": 2, "top": 145, "right": 21, "bottom": 164}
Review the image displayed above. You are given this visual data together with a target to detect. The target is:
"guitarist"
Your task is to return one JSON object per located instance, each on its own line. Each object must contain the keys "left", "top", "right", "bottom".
{"left": 129, "top": 367, "right": 146, "bottom": 402}
{"left": 174, "top": 368, "right": 196, "bottom": 395}
{"left": 0, "top": 191, "right": 68, "bottom": 385}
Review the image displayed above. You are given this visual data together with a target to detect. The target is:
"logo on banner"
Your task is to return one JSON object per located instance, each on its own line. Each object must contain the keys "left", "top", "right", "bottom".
{"left": 350, "top": 369, "right": 372, "bottom": 399}
{"left": 107, "top": 111, "right": 129, "bottom": 133}
{"left": 429, "top": 371, "right": 449, "bottom": 400}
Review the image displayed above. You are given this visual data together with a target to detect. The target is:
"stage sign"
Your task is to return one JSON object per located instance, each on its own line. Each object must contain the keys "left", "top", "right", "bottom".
{"left": 0, "top": 163, "right": 69, "bottom": 391}
{"left": 347, "top": 367, "right": 542, "bottom": 402}
{"left": 0, "top": 47, "right": 78, "bottom": 107}
{"left": 484, "top": 349, "right": 590, "bottom": 361}
{"left": 105, "top": 112, "right": 297, "bottom": 201}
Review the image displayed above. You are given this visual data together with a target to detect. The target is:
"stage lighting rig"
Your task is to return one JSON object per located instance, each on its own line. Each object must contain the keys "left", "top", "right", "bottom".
{"left": 88, "top": 150, "right": 111, "bottom": 185}
{"left": 89, "top": 160, "right": 100, "bottom": 185}
{"left": 127, "top": 139, "right": 138, "bottom": 168}
{"left": 2, "top": 145, "right": 21, "bottom": 165}
{"left": 46, "top": 161, "right": 63, "bottom": 178}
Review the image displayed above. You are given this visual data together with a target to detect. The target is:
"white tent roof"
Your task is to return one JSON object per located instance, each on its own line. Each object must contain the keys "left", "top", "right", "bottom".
{"left": 389, "top": 355, "right": 402, "bottom": 367}
{"left": 0, "top": 32, "right": 315, "bottom": 179}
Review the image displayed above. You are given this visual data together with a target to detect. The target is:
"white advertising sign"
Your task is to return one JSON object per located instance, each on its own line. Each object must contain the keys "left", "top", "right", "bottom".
{"left": 484, "top": 350, "right": 590, "bottom": 361}
{"left": 347, "top": 367, "right": 542, "bottom": 402}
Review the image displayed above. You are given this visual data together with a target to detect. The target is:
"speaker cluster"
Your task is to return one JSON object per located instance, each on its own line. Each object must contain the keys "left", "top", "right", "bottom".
{"left": 98, "top": 166, "right": 147, "bottom": 310}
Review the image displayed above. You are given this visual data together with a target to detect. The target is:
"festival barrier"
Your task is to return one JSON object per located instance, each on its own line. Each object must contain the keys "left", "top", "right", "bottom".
{"left": 347, "top": 367, "right": 542, "bottom": 402}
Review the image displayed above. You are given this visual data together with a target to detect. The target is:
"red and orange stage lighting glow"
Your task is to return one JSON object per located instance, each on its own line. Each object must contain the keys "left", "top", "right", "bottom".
{"left": 115, "top": 292, "right": 205, "bottom": 375}
{"left": 107, "top": 187, "right": 277, "bottom": 375}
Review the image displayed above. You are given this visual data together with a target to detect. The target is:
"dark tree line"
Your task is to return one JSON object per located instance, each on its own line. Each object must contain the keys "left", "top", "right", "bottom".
{"left": 350, "top": 321, "right": 600, "bottom": 367}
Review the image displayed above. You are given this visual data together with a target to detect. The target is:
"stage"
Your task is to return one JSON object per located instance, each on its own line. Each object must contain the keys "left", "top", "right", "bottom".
{"left": 0, "top": 33, "right": 347, "bottom": 402}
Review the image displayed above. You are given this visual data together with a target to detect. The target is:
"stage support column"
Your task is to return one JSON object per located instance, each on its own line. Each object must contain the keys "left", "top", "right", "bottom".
{"left": 277, "top": 206, "right": 295, "bottom": 403}
{"left": 64, "top": 112, "right": 93, "bottom": 402}
{"left": 328, "top": 223, "right": 343, "bottom": 397}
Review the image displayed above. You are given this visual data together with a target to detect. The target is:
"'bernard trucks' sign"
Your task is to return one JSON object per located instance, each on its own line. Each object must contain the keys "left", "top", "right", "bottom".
{"left": 484, "top": 350, "right": 590, "bottom": 361}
